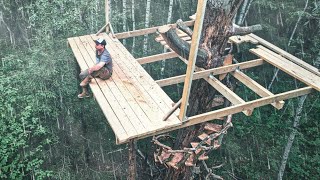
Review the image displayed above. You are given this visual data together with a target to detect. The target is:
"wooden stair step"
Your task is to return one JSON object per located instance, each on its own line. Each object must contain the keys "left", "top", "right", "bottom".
{"left": 190, "top": 142, "right": 202, "bottom": 154}
{"left": 204, "top": 123, "right": 223, "bottom": 134}
{"left": 158, "top": 150, "right": 171, "bottom": 163}
{"left": 199, "top": 153, "right": 209, "bottom": 161}
{"left": 198, "top": 133, "right": 211, "bottom": 145}
{"left": 166, "top": 153, "right": 184, "bottom": 169}
{"left": 213, "top": 140, "right": 221, "bottom": 149}
{"left": 185, "top": 153, "right": 195, "bottom": 167}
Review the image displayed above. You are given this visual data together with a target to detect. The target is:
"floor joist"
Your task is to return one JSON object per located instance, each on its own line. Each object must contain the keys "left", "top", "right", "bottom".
{"left": 207, "top": 75, "right": 253, "bottom": 116}
{"left": 156, "top": 59, "right": 264, "bottom": 87}
{"left": 136, "top": 52, "right": 179, "bottom": 64}
{"left": 231, "top": 69, "right": 285, "bottom": 109}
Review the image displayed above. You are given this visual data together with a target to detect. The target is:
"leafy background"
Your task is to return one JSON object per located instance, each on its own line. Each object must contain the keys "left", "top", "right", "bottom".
{"left": 0, "top": 0, "right": 319, "bottom": 179}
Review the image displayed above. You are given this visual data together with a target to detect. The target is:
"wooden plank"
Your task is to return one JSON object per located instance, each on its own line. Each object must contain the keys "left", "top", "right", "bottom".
{"left": 99, "top": 34, "right": 181, "bottom": 120}
{"left": 136, "top": 52, "right": 179, "bottom": 64}
{"left": 155, "top": 31, "right": 191, "bottom": 42}
{"left": 250, "top": 47, "right": 320, "bottom": 91}
{"left": 207, "top": 75, "right": 253, "bottom": 116}
{"left": 229, "top": 35, "right": 259, "bottom": 45}
{"left": 248, "top": 33, "right": 320, "bottom": 76}
{"left": 79, "top": 36, "right": 156, "bottom": 136}
{"left": 121, "top": 86, "right": 313, "bottom": 143}
{"left": 82, "top": 35, "right": 173, "bottom": 131}
{"left": 74, "top": 36, "right": 142, "bottom": 138}
{"left": 96, "top": 34, "right": 181, "bottom": 133}
{"left": 232, "top": 70, "right": 285, "bottom": 109}
{"left": 179, "top": 0, "right": 207, "bottom": 121}
{"left": 115, "top": 20, "right": 195, "bottom": 39}
{"left": 156, "top": 59, "right": 264, "bottom": 87}
{"left": 68, "top": 38, "right": 128, "bottom": 142}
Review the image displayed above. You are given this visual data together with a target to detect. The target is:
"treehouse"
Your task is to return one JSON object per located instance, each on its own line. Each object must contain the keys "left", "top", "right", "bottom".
{"left": 67, "top": 1, "right": 320, "bottom": 147}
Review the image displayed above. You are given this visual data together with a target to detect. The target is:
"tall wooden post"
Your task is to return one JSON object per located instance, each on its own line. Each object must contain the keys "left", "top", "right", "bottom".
{"left": 178, "top": 0, "right": 207, "bottom": 121}
{"left": 128, "top": 139, "right": 136, "bottom": 180}
{"left": 105, "top": 0, "right": 110, "bottom": 33}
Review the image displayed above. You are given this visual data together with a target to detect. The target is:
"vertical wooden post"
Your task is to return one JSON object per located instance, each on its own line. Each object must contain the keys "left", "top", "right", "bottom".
{"left": 178, "top": 0, "right": 207, "bottom": 121}
{"left": 105, "top": 0, "right": 110, "bottom": 33}
{"left": 128, "top": 139, "right": 136, "bottom": 180}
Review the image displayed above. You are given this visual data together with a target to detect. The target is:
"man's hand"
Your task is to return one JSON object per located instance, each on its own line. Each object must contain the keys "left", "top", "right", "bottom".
{"left": 88, "top": 62, "right": 106, "bottom": 74}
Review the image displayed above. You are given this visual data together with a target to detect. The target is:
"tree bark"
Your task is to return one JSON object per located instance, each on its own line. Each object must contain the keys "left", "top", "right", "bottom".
{"left": 131, "top": 0, "right": 136, "bottom": 53}
{"left": 278, "top": 95, "right": 307, "bottom": 180}
{"left": 122, "top": 0, "right": 127, "bottom": 45}
{"left": 143, "top": 0, "right": 151, "bottom": 56}
{"left": 161, "top": 0, "right": 174, "bottom": 78}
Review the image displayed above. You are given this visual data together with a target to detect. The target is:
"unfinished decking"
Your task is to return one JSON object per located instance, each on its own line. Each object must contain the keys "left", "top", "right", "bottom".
{"left": 68, "top": 34, "right": 182, "bottom": 144}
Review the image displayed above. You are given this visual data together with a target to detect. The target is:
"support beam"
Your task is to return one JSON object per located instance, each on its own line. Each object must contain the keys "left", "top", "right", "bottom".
{"left": 231, "top": 69, "right": 285, "bottom": 109}
{"left": 136, "top": 52, "right": 179, "bottom": 64}
{"left": 207, "top": 75, "right": 253, "bottom": 116}
{"left": 96, "top": 23, "right": 108, "bottom": 36}
{"left": 179, "top": 0, "right": 207, "bottom": 121}
{"left": 115, "top": 20, "right": 195, "bottom": 39}
{"left": 156, "top": 59, "right": 264, "bottom": 87}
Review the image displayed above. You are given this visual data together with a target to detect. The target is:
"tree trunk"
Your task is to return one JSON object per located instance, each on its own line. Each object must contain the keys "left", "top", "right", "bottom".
{"left": 131, "top": 0, "right": 136, "bottom": 53}
{"left": 161, "top": 0, "right": 174, "bottom": 78}
{"left": 278, "top": 95, "right": 307, "bottom": 180}
{"left": 122, "top": 0, "right": 127, "bottom": 45}
{"left": 143, "top": 0, "right": 151, "bottom": 56}
{"left": 164, "top": 1, "right": 244, "bottom": 179}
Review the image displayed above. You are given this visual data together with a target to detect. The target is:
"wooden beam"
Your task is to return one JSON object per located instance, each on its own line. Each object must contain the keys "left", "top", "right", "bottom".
{"left": 114, "top": 20, "right": 195, "bottom": 39}
{"left": 120, "top": 87, "right": 313, "bottom": 144}
{"left": 96, "top": 23, "right": 108, "bottom": 36}
{"left": 186, "top": 87, "right": 313, "bottom": 126}
{"left": 156, "top": 59, "right": 264, "bottom": 87}
{"left": 136, "top": 52, "right": 179, "bottom": 64}
{"left": 163, "top": 99, "right": 182, "bottom": 121}
{"left": 248, "top": 33, "right": 320, "bottom": 76}
{"left": 207, "top": 75, "right": 253, "bottom": 116}
{"left": 232, "top": 70, "right": 285, "bottom": 109}
{"left": 179, "top": 0, "right": 207, "bottom": 121}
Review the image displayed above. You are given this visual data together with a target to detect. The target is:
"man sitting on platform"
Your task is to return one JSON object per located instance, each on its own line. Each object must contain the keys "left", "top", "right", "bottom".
{"left": 78, "top": 38, "right": 113, "bottom": 98}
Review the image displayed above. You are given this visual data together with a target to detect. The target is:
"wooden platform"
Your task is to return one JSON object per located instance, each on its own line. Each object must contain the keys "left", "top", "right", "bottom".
{"left": 68, "top": 33, "right": 182, "bottom": 144}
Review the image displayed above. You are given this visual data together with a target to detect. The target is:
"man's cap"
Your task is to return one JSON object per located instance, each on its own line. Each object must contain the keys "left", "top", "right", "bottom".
{"left": 94, "top": 38, "right": 107, "bottom": 45}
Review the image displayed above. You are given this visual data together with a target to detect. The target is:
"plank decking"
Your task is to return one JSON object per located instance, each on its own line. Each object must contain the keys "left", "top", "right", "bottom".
{"left": 68, "top": 33, "right": 182, "bottom": 144}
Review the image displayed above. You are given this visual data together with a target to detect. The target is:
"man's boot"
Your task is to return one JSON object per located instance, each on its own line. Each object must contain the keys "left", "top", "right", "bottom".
{"left": 80, "top": 76, "right": 92, "bottom": 87}
{"left": 78, "top": 87, "right": 90, "bottom": 98}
